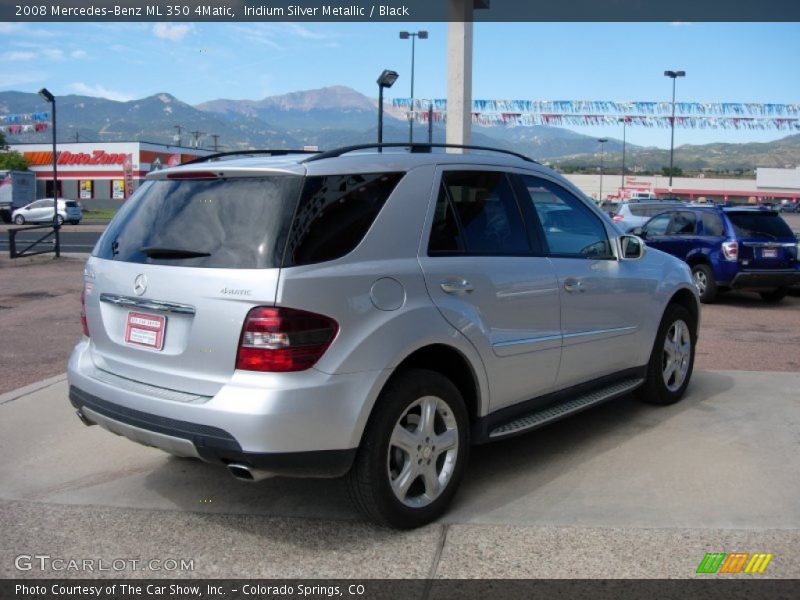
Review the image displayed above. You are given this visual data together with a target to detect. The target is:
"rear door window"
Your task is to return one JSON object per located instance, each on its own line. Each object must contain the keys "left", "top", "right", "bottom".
{"left": 667, "top": 211, "right": 697, "bottom": 235}
{"left": 429, "top": 171, "right": 531, "bottom": 256}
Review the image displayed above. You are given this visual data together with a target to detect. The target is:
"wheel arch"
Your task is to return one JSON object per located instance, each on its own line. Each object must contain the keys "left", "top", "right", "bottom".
{"left": 667, "top": 286, "right": 700, "bottom": 336}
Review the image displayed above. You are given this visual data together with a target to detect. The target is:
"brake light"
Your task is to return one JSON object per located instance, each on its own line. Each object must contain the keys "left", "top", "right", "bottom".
{"left": 165, "top": 171, "right": 219, "bottom": 180}
{"left": 612, "top": 215, "right": 623, "bottom": 222}
{"left": 236, "top": 307, "right": 338, "bottom": 372}
{"left": 80, "top": 289, "right": 90, "bottom": 337}
{"left": 722, "top": 241, "right": 738, "bottom": 261}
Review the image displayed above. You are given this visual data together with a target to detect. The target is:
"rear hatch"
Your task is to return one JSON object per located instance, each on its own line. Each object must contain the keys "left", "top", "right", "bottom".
{"left": 727, "top": 210, "right": 798, "bottom": 269}
{"left": 84, "top": 172, "right": 304, "bottom": 396}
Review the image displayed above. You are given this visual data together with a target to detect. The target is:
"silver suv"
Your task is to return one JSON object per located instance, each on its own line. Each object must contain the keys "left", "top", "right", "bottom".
{"left": 68, "top": 144, "right": 700, "bottom": 528}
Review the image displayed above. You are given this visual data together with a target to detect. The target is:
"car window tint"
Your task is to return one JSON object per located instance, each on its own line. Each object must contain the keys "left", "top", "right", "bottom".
{"left": 519, "top": 175, "right": 612, "bottom": 259}
{"left": 701, "top": 212, "right": 725, "bottom": 236}
{"left": 94, "top": 176, "right": 303, "bottom": 269}
{"left": 726, "top": 212, "right": 794, "bottom": 239}
{"left": 668, "top": 211, "right": 697, "bottom": 235}
{"left": 285, "top": 172, "right": 404, "bottom": 266}
{"left": 629, "top": 205, "right": 649, "bottom": 217}
{"left": 645, "top": 213, "right": 672, "bottom": 236}
{"left": 430, "top": 171, "right": 529, "bottom": 255}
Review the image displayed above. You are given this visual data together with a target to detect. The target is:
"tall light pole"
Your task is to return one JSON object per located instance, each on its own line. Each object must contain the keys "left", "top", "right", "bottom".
{"left": 399, "top": 30, "right": 428, "bottom": 144}
{"left": 618, "top": 118, "right": 627, "bottom": 194}
{"left": 38, "top": 87, "right": 60, "bottom": 257}
{"left": 598, "top": 138, "right": 608, "bottom": 204}
{"left": 376, "top": 69, "right": 399, "bottom": 150}
{"left": 664, "top": 70, "right": 686, "bottom": 190}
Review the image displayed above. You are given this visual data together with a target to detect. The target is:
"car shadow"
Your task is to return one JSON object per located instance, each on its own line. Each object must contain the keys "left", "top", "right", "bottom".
{"left": 140, "top": 370, "right": 736, "bottom": 538}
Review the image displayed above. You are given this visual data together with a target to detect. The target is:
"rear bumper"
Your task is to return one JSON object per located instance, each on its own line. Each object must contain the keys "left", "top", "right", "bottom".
{"left": 70, "top": 386, "right": 355, "bottom": 477}
{"left": 730, "top": 269, "right": 800, "bottom": 290}
{"left": 67, "top": 339, "right": 387, "bottom": 477}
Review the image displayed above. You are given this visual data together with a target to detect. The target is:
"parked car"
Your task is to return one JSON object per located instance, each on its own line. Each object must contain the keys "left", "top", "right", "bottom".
{"left": 12, "top": 198, "right": 82, "bottom": 225}
{"left": 634, "top": 205, "right": 800, "bottom": 303}
{"left": 612, "top": 200, "right": 686, "bottom": 232}
{"left": 778, "top": 202, "right": 799, "bottom": 213}
{"left": 68, "top": 144, "right": 700, "bottom": 528}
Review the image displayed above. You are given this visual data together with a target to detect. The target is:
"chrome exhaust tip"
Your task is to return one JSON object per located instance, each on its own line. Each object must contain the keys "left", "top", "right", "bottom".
{"left": 227, "top": 463, "right": 273, "bottom": 482}
{"left": 75, "top": 409, "right": 95, "bottom": 427}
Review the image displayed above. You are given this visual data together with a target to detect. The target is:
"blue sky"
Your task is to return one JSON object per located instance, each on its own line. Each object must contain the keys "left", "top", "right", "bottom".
{"left": 1, "top": 21, "right": 798, "bottom": 148}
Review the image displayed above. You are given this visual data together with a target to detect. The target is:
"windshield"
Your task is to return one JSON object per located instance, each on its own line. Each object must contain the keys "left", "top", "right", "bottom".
{"left": 93, "top": 176, "right": 303, "bottom": 269}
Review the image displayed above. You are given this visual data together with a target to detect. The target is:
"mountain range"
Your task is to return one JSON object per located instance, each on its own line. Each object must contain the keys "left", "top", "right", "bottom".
{"left": 2, "top": 87, "right": 799, "bottom": 171}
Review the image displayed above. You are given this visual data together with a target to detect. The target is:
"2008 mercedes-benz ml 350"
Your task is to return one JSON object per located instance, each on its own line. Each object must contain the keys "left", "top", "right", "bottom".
{"left": 68, "top": 144, "right": 700, "bottom": 528}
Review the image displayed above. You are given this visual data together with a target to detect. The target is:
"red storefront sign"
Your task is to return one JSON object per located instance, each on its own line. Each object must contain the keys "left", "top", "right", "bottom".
{"left": 24, "top": 150, "right": 128, "bottom": 166}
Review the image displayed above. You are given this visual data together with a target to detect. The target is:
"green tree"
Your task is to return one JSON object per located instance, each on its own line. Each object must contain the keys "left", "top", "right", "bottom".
{"left": 0, "top": 150, "right": 30, "bottom": 170}
{"left": 661, "top": 166, "right": 683, "bottom": 177}
{"left": 0, "top": 130, "right": 6, "bottom": 149}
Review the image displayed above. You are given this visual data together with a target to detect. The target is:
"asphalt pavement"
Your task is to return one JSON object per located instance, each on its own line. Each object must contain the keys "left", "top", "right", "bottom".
{"left": 1, "top": 370, "right": 799, "bottom": 578}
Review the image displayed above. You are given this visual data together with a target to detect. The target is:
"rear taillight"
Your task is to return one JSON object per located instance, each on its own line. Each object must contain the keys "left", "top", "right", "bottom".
{"left": 236, "top": 307, "right": 338, "bottom": 372}
{"left": 80, "top": 289, "right": 90, "bottom": 337}
{"left": 612, "top": 215, "right": 623, "bottom": 222}
{"left": 721, "top": 241, "right": 738, "bottom": 261}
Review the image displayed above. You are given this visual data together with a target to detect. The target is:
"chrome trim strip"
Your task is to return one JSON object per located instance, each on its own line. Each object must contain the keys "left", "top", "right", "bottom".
{"left": 100, "top": 293, "right": 196, "bottom": 315}
{"left": 494, "top": 334, "right": 562, "bottom": 348}
{"left": 562, "top": 325, "right": 638, "bottom": 346}
{"left": 741, "top": 242, "right": 796, "bottom": 248}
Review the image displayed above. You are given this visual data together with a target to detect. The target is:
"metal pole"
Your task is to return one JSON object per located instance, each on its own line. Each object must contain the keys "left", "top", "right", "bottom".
{"left": 409, "top": 34, "right": 415, "bottom": 143}
{"left": 378, "top": 84, "right": 384, "bottom": 151}
{"left": 428, "top": 103, "right": 433, "bottom": 143}
{"left": 621, "top": 120, "right": 626, "bottom": 192}
{"left": 51, "top": 98, "right": 60, "bottom": 257}
{"left": 599, "top": 142, "right": 604, "bottom": 203}
{"left": 669, "top": 76, "right": 677, "bottom": 189}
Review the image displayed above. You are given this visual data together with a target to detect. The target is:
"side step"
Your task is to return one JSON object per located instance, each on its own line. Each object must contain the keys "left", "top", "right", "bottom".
{"left": 489, "top": 378, "right": 644, "bottom": 440}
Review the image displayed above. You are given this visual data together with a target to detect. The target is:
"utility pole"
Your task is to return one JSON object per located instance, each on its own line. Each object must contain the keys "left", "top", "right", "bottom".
{"left": 74, "top": 132, "right": 80, "bottom": 143}
{"left": 174, "top": 125, "right": 184, "bottom": 146}
{"left": 211, "top": 134, "right": 220, "bottom": 151}
{"left": 190, "top": 130, "right": 203, "bottom": 148}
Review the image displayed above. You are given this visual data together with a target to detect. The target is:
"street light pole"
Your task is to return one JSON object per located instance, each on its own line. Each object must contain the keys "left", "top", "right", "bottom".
{"left": 376, "top": 70, "right": 399, "bottom": 151}
{"left": 618, "top": 118, "right": 627, "bottom": 193}
{"left": 38, "top": 88, "right": 59, "bottom": 258}
{"left": 598, "top": 138, "right": 608, "bottom": 204}
{"left": 399, "top": 30, "right": 428, "bottom": 144}
{"left": 664, "top": 70, "right": 686, "bottom": 190}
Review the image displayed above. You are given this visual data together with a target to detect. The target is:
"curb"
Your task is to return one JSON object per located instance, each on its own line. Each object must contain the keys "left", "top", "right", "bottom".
{"left": 0, "top": 373, "right": 67, "bottom": 406}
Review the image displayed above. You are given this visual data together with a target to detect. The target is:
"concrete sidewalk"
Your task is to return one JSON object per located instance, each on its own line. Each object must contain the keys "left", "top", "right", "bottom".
{"left": 1, "top": 371, "right": 798, "bottom": 578}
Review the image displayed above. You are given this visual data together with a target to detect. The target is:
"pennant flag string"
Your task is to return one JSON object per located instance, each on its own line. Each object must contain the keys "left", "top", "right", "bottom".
{"left": 0, "top": 122, "right": 51, "bottom": 134}
{"left": 393, "top": 99, "right": 800, "bottom": 118}
{"left": 0, "top": 111, "right": 50, "bottom": 124}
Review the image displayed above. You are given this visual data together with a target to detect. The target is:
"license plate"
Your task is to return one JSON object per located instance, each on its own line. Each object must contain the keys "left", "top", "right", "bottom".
{"left": 761, "top": 248, "right": 778, "bottom": 258}
{"left": 125, "top": 311, "right": 166, "bottom": 350}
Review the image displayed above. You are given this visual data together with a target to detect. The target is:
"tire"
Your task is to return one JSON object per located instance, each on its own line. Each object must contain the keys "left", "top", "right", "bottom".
{"left": 691, "top": 263, "right": 717, "bottom": 303}
{"left": 635, "top": 304, "right": 696, "bottom": 406}
{"left": 56, "top": 215, "right": 64, "bottom": 226}
{"left": 346, "top": 368, "right": 469, "bottom": 529}
{"left": 759, "top": 288, "right": 788, "bottom": 302}
{"left": 14, "top": 214, "right": 25, "bottom": 225}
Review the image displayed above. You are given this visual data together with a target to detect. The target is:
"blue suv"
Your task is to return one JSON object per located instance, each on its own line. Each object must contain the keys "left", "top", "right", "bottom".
{"left": 634, "top": 205, "right": 800, "bottom": 303}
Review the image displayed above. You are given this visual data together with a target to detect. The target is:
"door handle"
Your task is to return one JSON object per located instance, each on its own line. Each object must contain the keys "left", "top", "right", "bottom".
{"left": 563, "top": 278, "right": 584, "bottom": 293}
{"left": 440, "top": 279, "right": 474, "bottom": 294}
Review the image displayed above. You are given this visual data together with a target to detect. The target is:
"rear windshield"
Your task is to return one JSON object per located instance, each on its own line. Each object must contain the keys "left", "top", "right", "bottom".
{"left": 65, "top": 201, "right": 79, "bottom": 208}
{"left": 727, "top": 212, "right": 794, "bottom": 239}
{"left": 94, "top": 177, "right": 303, "bottom": 269}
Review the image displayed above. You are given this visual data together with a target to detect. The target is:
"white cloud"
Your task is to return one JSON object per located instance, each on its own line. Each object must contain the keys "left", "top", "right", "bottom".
{"left": 70, "top": 49, "right": 88, "bottom": 59}
{"left": 284, "top": 24, "right": 329, "bottom": 40}
{"left": 670, "top": 22, "right": 694, "bottom": 27}
{"left": 153, "top": 23, "right": 193, "bottom": 42}
{"left": 2, "top": 51, "right": 37, "bottom": 61}
{"left": 1, "top": 72, "right": 48, "bottom": 87}
{"left": 41, "top": 48, "right": 64, "bottom": 60}
{"left": 69, "top": 83, "right": 135, "bottom": 102}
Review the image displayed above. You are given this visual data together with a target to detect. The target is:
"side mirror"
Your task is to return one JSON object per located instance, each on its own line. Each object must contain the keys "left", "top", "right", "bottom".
{"left": 619, "top": 235, "right": 645, "bottom": 260}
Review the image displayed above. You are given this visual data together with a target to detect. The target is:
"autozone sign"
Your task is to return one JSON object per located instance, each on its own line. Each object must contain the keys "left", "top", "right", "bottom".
{"left": 24, "top": 150, "right": 128, "bottom": 166}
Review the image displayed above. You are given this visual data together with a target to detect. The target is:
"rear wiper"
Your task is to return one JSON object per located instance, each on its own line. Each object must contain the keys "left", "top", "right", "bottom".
{"left": 140, "top": 246, "right": 211, "bottom": 259}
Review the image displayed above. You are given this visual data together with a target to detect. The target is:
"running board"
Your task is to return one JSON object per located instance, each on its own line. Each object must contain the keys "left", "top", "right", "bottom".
{"left": 488, "top": 378, "right": 645, "bottom": 439}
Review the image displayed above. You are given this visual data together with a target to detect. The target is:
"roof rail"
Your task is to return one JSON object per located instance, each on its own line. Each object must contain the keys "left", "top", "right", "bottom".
{"left": 181, "top": 149, "right": 319, "bottom": 166}
{"left": 301, "top": 143, "right": 537, "bottom": 164}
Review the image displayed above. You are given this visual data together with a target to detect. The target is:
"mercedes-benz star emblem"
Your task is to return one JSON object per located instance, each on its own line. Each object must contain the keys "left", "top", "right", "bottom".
{"left": 133, "top": 274, "right": 148, "bottom": 296}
